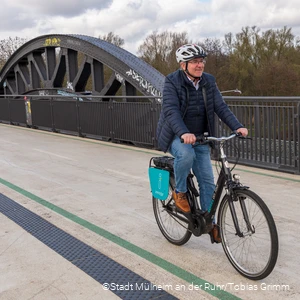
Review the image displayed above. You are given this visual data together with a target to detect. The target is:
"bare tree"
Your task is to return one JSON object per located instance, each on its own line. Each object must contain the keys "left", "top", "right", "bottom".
{"left": 137, "top": 31, "right": 190, "bottom": 74}
{"left": 225, "top": 26, "right": 300, "bottom": 95}
{"left": 196, "top": 38, "right": 229, "bottom": 85}
{"left": 0, "top": 36, "right": 27, "bottom": 68}
{"left": 99, "top": 32, "right": 124, "bottom": 47}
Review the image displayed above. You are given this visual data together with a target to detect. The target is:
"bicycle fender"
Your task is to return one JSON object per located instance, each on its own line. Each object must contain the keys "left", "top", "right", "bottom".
{"left": 232, "top": 185, "right": 249, "bottom": 191}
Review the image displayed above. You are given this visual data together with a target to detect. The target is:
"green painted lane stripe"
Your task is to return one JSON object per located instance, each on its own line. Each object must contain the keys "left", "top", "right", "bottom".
{"left": 0, "top": 176, "right": 240, "bottom": 300}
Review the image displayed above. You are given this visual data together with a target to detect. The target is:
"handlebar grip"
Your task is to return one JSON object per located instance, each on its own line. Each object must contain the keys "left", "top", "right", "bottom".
{"left": 181, "top": 137, "right": 204, "bottom": 143}
{"left": 181, "top": 135, "right": 207, "bottom": 144}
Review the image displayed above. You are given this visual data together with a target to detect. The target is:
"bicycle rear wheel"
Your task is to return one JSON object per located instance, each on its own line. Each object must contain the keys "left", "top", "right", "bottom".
{"left": 153, "top": 176, "right": 192, "bottom": 246}
{"left": 218, "top": 189, "right": 278, "bottom": 280}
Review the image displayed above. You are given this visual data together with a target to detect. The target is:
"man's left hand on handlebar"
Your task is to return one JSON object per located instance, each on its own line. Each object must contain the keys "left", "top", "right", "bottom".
{"left": 236, "top": 127, "right": 248, "bottom": 137}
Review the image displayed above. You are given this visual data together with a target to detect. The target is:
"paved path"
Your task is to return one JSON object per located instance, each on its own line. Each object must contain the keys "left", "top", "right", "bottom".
{"left": 0, "top": 123, "right": 299, "bottom": 300}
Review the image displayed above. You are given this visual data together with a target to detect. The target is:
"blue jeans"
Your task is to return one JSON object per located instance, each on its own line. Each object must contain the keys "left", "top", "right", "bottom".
{"left": 169, "top": 136, "right": 215, "bottom": 212}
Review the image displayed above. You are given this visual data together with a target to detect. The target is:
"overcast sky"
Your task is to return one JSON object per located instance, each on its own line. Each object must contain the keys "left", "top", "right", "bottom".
{"left": 1, "top": 0, "right": 299, "bottom": 55}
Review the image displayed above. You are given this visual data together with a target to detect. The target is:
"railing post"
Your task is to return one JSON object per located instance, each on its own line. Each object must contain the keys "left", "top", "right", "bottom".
{"left": 109, "top": 99, "right": 115, "bottom": 142}
{"left": 297, "top": 102, "right": 300, "bottom": 174}
{"left": 50, "top": 98, "right": 57, "bottom": 132}
{"left": 254, "top": 103, "right": 260, "bottom": 161}
{"left": 76, "top": 99, "right": 84, "bottom": 137}
{"left": 8, "top": 97, "right": 12, "bottom": 124}
{"left": 151, "top": 99, "right": 159, "bottom": 149}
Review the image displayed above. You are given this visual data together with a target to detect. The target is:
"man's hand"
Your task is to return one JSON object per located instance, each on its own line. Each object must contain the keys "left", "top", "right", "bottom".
{"left": 181, "top": 133, "right": 196, "bottom": 144}
{"left": 237, "top": 128, "right": 248, "bottom": 137}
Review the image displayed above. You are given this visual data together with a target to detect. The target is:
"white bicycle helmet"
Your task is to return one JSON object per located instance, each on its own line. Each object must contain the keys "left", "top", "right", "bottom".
{"left": 176, "top": 44, "right": 207, "bottom": 63}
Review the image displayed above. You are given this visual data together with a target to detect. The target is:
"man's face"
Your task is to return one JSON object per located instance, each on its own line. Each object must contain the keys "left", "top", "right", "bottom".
{"left": 181, "top": 58, "right": 206, "bottom": 78}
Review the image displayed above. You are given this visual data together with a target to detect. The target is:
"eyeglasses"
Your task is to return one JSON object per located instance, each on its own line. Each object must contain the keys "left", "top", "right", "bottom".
{"left": 188, "top": 59, "right": 206, "bottom": 65}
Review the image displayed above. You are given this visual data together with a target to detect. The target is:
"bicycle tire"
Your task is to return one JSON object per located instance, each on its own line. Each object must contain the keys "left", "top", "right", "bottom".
{"left": 153, "top": 175, "right": 192, "bottom": 246}
{"left": 218, "top": 189, "right": 278, "bottom": 280}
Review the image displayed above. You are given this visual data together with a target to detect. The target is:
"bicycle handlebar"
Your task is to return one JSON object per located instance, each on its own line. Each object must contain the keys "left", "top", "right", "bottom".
{"left": 180, "top": 132, "right": 245, "bottom": 144}
{"left": 204, "top": 132, "right": 239, "bottom": 143}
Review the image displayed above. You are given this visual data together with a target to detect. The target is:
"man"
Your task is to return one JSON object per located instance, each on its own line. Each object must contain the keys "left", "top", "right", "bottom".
{"left": 156, "top": 44, "right": 248, "bottom": 243}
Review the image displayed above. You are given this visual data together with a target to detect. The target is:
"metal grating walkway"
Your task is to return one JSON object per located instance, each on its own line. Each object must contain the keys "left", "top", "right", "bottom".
{"left": 0, "top": 193, "right": 178, "bottom": 299}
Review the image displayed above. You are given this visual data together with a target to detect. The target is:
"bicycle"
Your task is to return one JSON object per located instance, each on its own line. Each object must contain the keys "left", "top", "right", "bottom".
{"left": 149, "top": 132, "right": 278, "bottom": 280}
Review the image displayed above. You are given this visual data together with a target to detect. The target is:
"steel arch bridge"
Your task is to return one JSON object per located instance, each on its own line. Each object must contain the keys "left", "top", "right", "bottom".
{"left": 0, "top": 34, "right": 165, "bottom": 100}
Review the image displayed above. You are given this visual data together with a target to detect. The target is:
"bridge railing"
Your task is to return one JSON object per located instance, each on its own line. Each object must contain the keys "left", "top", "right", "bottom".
{"left": 0, "top": 95, "right": 299, "bottom": 174}
{"left": 217, "top": 97, "right": 300, "bottom": 174}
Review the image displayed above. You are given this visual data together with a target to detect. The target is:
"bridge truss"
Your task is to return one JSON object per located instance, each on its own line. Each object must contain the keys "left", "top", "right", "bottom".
{"left": 0, "top": 34, "right": 165, "bottom": 100}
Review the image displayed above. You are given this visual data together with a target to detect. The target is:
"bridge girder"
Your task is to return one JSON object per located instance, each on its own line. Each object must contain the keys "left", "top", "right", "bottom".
{"left": 0, "top": 34, "right": 165, "bottom": 101}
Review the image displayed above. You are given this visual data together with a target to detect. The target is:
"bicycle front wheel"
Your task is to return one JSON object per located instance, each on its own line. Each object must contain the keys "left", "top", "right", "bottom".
{"left": 153, "top": 176, "right": 192, "bottom": 246}
{"left": 218, "top": 189, "right": 278, "bottom": 280}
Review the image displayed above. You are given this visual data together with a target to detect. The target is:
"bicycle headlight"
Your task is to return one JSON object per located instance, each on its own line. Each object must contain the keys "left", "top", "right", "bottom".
{"left": 233, "top": 174, "right": 241, "bottom": 182}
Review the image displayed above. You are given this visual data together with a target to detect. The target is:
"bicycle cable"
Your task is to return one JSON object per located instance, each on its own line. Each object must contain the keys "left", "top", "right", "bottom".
{"left": 215, "top": 139, "right": 240, "bottom": 176}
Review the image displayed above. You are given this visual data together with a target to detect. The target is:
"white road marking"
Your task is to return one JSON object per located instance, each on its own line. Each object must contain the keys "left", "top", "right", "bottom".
{"left": 33, "top": 148, "right": 74, "bottom": 161}
{"left": 104, "top": 169, "right": 148, "bottom": 182}
{"left": 0, "top": 139, "right": 19, "bottom": 145}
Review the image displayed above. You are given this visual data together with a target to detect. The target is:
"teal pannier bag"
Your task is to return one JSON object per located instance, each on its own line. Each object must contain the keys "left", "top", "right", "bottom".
{"left": 148, "top": 156, "right": 174, "bottom": 201}
{"left": 148, "top": 167, "right": 170, "bottom": 200}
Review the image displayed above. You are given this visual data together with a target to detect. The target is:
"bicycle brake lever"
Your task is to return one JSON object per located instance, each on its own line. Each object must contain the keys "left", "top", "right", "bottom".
{"left": 236, "top": 134, "right": 252, "bottom": 140}
{"left": 196, "top": 135, "right": 206, "bottom": 143}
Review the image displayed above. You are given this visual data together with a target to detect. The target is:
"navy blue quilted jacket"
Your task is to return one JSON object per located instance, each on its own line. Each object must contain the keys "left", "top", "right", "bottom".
{"left": 156, "top": 70, "right": 243, "bottom": 152}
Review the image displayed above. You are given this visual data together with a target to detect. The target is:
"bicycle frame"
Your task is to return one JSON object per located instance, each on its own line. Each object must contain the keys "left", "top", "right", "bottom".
{"left": 204, "top": 135, "right": 253, "bottom": 238}
{"left": 207, "top": 140, "right": 232, "bottom": 219}
{"left": 152, "top": 133, "right": 253, "bottom": 237}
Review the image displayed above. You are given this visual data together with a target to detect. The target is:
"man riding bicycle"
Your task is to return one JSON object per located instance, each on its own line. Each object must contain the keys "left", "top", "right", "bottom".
{"left": 156, "top": 44, "right": 248, "bottom": 242}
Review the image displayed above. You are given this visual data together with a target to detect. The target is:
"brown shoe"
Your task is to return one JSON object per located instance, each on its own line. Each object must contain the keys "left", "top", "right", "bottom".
{"left": 172, "top": 191, "right": 190, "bottom": 213}
{"left": 210, "top": 225, "right": 221, "bottom": 243}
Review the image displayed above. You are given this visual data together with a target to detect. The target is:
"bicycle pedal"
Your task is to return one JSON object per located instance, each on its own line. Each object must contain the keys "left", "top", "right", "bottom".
{"left": 205, "top": 223, "right": 213, "bottom": 233}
